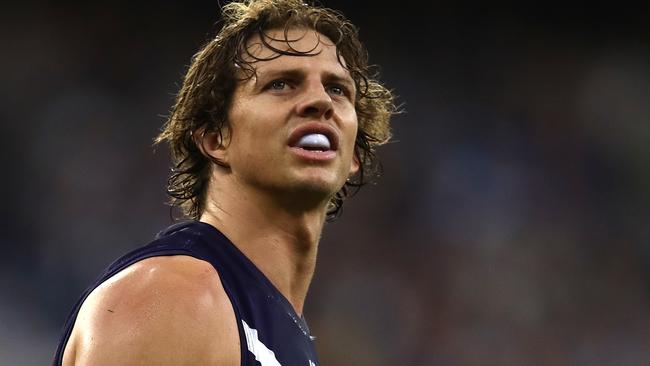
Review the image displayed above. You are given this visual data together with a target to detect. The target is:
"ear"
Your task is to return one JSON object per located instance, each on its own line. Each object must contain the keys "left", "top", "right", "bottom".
{"left": 348, "top": 151, "right": 360, "bottom": 177}
{"left": 193, "top": 126, "right": 231, "bottom": 167}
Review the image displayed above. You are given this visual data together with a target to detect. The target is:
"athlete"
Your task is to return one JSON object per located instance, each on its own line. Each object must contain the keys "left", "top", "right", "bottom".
{"left": 54, "top": 0, "right": 395, "bottom": 365}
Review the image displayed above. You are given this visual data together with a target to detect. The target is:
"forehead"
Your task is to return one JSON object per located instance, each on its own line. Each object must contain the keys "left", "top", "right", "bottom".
{"left": 240, "top": 28, "right": 350, "bottom": 77}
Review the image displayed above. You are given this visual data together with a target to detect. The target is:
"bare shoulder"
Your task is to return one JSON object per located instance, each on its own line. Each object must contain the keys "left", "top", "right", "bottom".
{"left": 62, "top": 255, "right": 240, "bottom": 366}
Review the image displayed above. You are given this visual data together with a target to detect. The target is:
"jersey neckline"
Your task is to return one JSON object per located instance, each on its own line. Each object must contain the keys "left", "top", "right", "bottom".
{"left": 173, "top": 220, "right": 314, "bottom": 339}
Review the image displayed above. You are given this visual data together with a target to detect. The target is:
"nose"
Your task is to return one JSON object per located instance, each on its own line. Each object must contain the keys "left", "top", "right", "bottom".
{"left": 296, "top": 83, "right": 334, "bottom": 120}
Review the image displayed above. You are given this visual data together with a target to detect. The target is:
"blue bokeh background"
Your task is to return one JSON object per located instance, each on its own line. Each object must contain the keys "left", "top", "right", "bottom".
{"left": 2, "top": 1, "right": 649, "bottom": 364}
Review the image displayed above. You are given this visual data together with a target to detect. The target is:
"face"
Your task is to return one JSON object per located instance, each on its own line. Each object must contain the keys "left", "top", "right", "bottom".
{"left": 210, "top": 28, "right": 359, "bottom": 206}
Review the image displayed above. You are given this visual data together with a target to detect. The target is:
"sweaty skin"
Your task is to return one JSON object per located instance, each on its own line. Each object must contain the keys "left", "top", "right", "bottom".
{"left": 199, "top": 28, "right": 358, "bottom": 314}
{"left": 63, "top": 29, "right": 358, "bottom": 365}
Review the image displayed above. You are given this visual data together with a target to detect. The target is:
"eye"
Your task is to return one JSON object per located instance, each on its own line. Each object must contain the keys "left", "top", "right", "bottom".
{"left": 327, "top": 84, "right": 346, "bottom": 96}
{"left": 269, "top": 80, "right": 287, "bottom": 90}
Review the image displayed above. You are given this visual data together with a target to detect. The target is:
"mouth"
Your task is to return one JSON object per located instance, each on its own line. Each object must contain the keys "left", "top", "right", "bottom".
{"left": 288, "top": 123, "right": 339, "bottom": 153}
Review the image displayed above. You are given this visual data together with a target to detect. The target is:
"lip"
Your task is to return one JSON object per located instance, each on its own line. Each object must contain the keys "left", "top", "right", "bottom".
{"left": 287, "top": 122, "right": 340, "bottom": 152}
{"left": 289, "top": 146, "right": 337, "bottom": 161}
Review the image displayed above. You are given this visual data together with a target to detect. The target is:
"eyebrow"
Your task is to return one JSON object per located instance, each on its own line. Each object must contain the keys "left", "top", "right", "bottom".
{"left": 255, "top": 67, "right": 356, "bottom": 92}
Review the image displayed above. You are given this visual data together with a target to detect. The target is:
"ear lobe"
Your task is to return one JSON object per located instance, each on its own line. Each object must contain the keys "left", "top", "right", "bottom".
{"left": 348, "top": 152, "right": 360, "bottom": 177}
{"left": 193, "top": 127, "right": 230, "bottom": 166}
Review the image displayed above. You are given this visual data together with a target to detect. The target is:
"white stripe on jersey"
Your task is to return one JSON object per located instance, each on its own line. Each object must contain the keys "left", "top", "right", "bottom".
{"left": 242, "top": 320, "right": 282, "bottom": 366}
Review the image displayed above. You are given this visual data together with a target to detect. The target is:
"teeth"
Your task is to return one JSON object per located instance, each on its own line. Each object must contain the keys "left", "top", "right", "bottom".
{"left": 296, "top": 133, "right": 331, "bottom": 150}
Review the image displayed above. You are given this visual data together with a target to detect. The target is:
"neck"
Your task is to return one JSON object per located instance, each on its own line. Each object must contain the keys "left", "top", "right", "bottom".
{"left": 200, "top": 179, "right": 328, "bottom": 316}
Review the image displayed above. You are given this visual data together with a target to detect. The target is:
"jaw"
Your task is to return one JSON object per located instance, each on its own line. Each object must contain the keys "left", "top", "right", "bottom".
{"left": 269, "top": 161, "right": 350, "bottom": 210}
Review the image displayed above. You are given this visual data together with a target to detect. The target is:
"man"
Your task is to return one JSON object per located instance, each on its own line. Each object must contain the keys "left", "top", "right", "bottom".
{"left": 54, "top": 0, "right": 394, "bottom": 364}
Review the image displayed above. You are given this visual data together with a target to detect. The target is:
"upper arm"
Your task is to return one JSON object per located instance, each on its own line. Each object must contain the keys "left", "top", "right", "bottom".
{"left": 62, "top": 256, "right": 240, "bottom": 366}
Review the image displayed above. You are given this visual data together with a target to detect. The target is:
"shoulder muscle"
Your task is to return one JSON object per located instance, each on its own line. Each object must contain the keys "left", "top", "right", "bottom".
{"left": 63, "top": 255, "right": 239, "bottom": 366}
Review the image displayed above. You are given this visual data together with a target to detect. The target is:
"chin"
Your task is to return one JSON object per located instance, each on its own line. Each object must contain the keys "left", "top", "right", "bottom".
{"left": 289, "top": 174, "right": 344, "bottom": 201}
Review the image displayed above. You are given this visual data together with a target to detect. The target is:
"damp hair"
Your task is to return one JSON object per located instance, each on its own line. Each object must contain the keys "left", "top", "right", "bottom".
{"left": 155, "top": 0, "right": 396, "bottom": 221}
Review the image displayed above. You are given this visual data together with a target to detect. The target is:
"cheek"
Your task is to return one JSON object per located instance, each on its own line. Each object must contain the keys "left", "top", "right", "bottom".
{"left": 342, "top": 112, "right": 359, "bottom": 148}
{"left": 228, "top": 104, "right": 262, "bottom": 148}
{"left": 228, "top": 113, "right": 282, "bottom": 168}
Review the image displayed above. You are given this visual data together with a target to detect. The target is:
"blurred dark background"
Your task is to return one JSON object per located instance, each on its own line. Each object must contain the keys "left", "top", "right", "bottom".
{"left": 2, "top": 1, "right": 649, "bottom": 365}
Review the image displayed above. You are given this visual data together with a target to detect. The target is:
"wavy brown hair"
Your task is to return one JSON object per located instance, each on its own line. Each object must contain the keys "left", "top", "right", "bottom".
{"left": 155, "top": 0, "right": 396, "bottom": 221}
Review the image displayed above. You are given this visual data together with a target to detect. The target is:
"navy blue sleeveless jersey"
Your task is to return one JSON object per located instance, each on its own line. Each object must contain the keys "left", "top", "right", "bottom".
{"left": 53, "top": 221, "right": 320, "bottom": 366}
